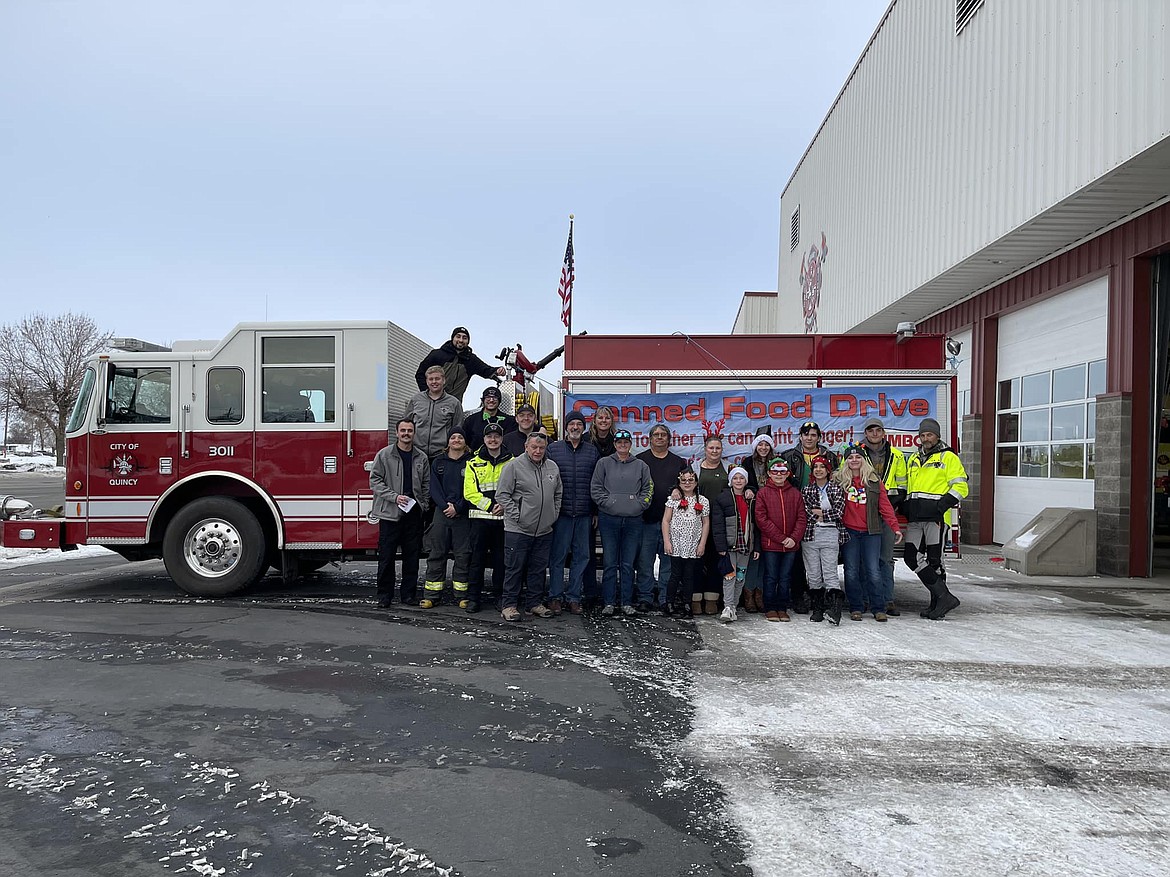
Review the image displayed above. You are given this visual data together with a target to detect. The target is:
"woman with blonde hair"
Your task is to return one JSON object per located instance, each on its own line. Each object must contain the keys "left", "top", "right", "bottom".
{"left": 834, "top": 444, "right": 903, "bottom": 622}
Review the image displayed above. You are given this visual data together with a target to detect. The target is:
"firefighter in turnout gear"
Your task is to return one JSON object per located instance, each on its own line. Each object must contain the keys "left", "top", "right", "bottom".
{"left": 462, "top": 423, "right": 512, "bottom": 612}
{"left": 903, "top": 418, "right": 968, "bottom": 620}
{"left": 421, "top": 427, "right": 473, "bottom": 608}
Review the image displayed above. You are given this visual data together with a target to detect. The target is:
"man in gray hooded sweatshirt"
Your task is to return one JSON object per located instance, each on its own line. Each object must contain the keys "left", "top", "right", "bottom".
{"left": 590, "top": 428, "right": 653, "bottom": 617}
{"left": 496, "top": 432, "right": 562, "bottom": 621}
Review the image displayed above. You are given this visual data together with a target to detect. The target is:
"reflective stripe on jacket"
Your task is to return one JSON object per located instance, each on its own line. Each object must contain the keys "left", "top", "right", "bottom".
{"left": 903, "top": 443, "right": 969, "bottom": 522}
{"left": 463, "top": 448, "right": 513, "bottom": 520}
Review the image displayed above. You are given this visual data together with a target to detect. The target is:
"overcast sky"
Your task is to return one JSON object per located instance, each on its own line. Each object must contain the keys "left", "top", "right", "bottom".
{"left": 1, "top": 0, "right": 887, "bottom": 385}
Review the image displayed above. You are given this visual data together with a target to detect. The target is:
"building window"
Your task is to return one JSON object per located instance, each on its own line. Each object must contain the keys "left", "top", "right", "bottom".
{"left": 956, "top": 0, "right": 986, "bottom": 35}
{"left": 790, "top": 207, "right": 800, "bottom": 251}
{"left": 996, "top": 359, "right": 1103, "bottom": 480}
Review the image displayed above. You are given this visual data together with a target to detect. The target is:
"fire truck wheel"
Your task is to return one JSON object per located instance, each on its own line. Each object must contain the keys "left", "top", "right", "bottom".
{"left": 163, "top": 498, "right": 267, "bottom": 597}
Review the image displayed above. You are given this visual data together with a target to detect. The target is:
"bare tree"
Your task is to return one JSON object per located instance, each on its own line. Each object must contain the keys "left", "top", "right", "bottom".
{"left": 0, "top": 312, "right": 110, "bottom": 465}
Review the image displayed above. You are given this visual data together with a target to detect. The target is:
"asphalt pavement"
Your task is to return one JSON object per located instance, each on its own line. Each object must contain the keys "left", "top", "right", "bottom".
{"left": 0, "top": 471, "right": 65, "bottom": 512}
{"left": 0, "top": 558, "right": 750, "bottom": 877}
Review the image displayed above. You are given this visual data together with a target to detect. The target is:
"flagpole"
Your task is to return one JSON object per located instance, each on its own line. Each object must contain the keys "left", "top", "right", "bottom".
{"left": 567, "top": 214, "right": 574, "bottom": 337}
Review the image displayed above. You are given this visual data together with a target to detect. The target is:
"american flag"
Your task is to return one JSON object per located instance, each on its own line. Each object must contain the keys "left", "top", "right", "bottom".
{"left": 557, "top": 219, "right": 574, "bottom": 330}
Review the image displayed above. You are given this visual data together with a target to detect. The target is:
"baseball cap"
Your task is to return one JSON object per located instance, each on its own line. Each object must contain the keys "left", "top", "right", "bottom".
{"left": 863, "top": 417, "right": 885, "bottom": 431}
{"left": 516, "top": 403, "right": 536, "bottom": 414}
{"left": 484, "top": 423, "right": 505, "bottom": 436}
{"left": 613, "top": 429, "right": 633, "bottom": 442}
{"left": 481, "top": 386, "right": 501, "bottom": 400}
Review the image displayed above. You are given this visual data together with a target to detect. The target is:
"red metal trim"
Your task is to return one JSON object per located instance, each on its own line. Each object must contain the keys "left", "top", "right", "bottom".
{"left": 1128, "top": 257, "right": 1154, "bottom": 576}
{"left": 975, "top": 318, "right": 999, "bottom": 545}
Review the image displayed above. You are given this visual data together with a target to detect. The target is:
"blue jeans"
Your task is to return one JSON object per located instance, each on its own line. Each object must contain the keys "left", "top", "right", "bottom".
{"left": 760, "top": 550, "right": 797, "bottom": 612}
{"left": 635, "top": 520, "right": 672, "bottom": 606}
{"left": 598, "top": 513, "right": 642, "bottom": 607}
{"left": 879, "top": 521, "right": 896, "bottom": 606}
{"left": 843, "top": 528, "right": 883, "bottom": 613}
{"left": 548, "top": 514, "right": 591, "bottom": 604}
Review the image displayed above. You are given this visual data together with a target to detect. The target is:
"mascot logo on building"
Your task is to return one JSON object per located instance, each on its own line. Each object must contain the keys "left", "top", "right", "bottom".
{"left": 800, "top": 232, "right": 828, "bottom": 334}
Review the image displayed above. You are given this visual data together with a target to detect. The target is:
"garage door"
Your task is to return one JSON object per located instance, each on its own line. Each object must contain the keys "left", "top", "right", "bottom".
{"left": 993, "top": 276, "right": 1108, "bottom": 543}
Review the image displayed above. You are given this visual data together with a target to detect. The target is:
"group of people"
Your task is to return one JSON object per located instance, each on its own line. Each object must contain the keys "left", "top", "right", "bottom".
{"left": 371, "top": 327, "right": 969, "bottom": 624}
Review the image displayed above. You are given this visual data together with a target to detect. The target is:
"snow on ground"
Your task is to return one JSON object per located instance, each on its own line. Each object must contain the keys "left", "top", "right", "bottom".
{"left": 686, "top": 565, "right": 1170, "bottom": 876}
{"left": 0, "top": 544, "right": 114, "bottom": 567}
{"left": 0, "top": 451, "right": 62, "bottom": 473}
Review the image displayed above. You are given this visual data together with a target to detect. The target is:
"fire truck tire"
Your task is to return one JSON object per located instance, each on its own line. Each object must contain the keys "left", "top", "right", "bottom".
{"left": 163, "top": 498, "right": 268, "bottom": 597}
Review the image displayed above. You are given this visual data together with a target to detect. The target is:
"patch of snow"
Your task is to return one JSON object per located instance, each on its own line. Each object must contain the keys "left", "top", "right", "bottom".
{"left": 687, "top": 583, "right": 1170, "bottom": 876}
{"left": 0, "top": 544, "right": 115, "bottom": 567}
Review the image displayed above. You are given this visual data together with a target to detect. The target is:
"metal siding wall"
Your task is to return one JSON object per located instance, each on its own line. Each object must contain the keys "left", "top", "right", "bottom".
{"left": 778, "top": 0, "right": 1170, "bottom": 333}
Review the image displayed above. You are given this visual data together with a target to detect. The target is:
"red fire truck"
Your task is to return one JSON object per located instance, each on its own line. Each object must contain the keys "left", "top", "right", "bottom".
{"left": 1, "top": 321, "right": 432, "bottom": 596}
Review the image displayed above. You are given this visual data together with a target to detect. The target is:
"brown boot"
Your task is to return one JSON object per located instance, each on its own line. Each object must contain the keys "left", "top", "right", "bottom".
{"left": 691, "top": 599, "right": 703, "bottom": 617}
{"left": 704, "top": 599, "right": 719, "bottom": 615}
{"left": 748, "top": 589, "right": 763, "bottom": 612}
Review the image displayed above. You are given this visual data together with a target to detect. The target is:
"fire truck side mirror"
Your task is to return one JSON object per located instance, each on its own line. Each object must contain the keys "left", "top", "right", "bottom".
{"left": 96, "top": 358, "right": 112, "bottom": 429}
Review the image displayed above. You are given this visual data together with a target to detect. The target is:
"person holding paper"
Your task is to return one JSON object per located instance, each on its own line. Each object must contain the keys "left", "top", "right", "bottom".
{"left": 370, "top": 418, "right": 431, "bottom": 608}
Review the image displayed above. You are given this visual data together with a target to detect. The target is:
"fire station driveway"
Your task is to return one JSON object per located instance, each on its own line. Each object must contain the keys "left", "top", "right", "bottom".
{"left": 0, "top": 560, "right": 749, "bottom": 877}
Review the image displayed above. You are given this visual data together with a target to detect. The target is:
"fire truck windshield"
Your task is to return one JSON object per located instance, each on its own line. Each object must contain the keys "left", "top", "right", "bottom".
{"left": 67, "top": 366, "right": 96, "bottom": 434}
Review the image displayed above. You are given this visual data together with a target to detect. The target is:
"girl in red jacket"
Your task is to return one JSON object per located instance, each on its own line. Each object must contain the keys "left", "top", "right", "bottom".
{"left": 834, "top": 444, "right": 904, "bottom": 622}
{"left": 753, "top": 459, "right": 807, "bottom": 622}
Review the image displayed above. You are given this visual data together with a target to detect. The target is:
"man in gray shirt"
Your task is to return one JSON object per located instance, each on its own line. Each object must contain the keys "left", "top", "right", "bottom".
{"left": 590, "top": 428, "right": 653, "bottom": 617}
{"left": 496, "top": 433, "right": 562, "bottom": 621}
{"left": 405, "top": 366, "right": 464, "bottom": 459}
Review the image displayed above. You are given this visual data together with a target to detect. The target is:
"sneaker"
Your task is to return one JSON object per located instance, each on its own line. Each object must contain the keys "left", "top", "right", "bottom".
{"left": 601, "top": 605, "right": 616, "bottom": 617}
{"left": 419, "top": 599, "right": 437, "bottom": 609}
{"left": 621, "top": 605, "right": 637, "bottom": 617}
{"left": 885, "top": 602, "right": 901, "bottom": 617}
{"left": 568, "top": 602, "right": 584, "bottom": 615}
{"left": 719, "top": 607, "right": 733, "bottom": 623}
{"left": 662, "top": 603, "right": 674, "bottom": 616}
{"left": 529, "top": 604, "right": 554, "bottom": 618}
{"left": 548, "top": 599, "right": 563, "bottom": 615}
{"left": 501, "top": 606, "right": 522, "bottom": 622}
{"left": 874, "top": 611, "right": 888, "bottom": 622}
{"left": 729, "top": 607, "right": 737, "bottom": 622}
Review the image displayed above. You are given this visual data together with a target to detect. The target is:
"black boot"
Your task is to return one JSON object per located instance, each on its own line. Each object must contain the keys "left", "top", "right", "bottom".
{"left": 809, "top": 588, "right": 825, "bottom": 623}
{"left": 919, "top": 581, "right": 939, "bottom": 618}
{"left": 793, "top": 589, "right": 811, "bottom": 615}
{"left": 826, "top": 589, "right": 844, "bottom": 626}
{"left": 926, "top": 577, "right": 960, "bottom": 620}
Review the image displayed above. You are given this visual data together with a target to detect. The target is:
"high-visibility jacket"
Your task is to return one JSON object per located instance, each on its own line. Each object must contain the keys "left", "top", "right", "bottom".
{"left": 463, "top": 447, "right": 513, "bottom": 521}
{"left": 861, "top": 441, "right": 908, "bottom": 507}
{"left": 904, "top": 442, "right": 968, "bottom": 523}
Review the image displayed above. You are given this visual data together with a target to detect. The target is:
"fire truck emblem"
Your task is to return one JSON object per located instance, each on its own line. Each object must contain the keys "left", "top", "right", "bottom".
{"left": 799, "top": 232, "right": 828, "bottom": 334}
{"left": 101, "top": 453, "right": 146, "bottom": 481}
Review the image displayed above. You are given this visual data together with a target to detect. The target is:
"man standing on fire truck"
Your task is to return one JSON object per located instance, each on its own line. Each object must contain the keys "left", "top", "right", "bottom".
{"left": 415, "top": 326, "right": 507, "bottom": 403}
{"left": 406, "top": 366, "right": 464, "bottom": 459}
{"left": 371, "top": 418, "right": 431, "bottom": 608}
{"left": 903, "top": 418, "right": 968, "bottom": 620}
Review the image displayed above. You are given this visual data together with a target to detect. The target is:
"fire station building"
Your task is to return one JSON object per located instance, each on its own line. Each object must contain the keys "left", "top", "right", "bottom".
{"left": 758, "top": 1, "right": 1170, "bottom": 576}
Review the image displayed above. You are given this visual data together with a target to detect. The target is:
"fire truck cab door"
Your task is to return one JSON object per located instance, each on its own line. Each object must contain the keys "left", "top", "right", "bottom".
{"left": 254, "top": 332, "right": 345, "bottom": 548}
{"left": 88, "top": 360, "right": 181, "bottom": 543}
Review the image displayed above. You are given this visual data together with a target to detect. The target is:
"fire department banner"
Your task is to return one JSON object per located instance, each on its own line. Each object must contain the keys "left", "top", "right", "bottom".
{"left": 565, "top": 385, "right": 947, "bottom": 463}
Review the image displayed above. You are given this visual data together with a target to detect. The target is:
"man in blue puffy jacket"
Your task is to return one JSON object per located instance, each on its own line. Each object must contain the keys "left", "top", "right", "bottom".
{"left": 545, "top": 411, "right": 601, "bottom": 615}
